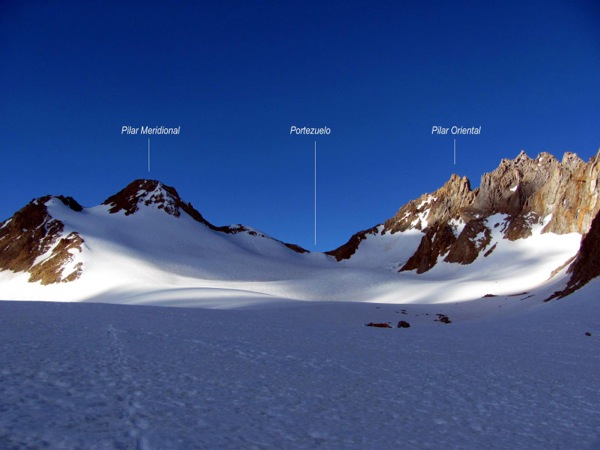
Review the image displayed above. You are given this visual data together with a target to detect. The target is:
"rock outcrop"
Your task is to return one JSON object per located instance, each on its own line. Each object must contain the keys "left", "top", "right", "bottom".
{"left": 547, "top": 208, "right": 600, "bottom": 300}
{"left": 102, "top": 179, "right": 219, "bottom": 228}
{"left": 326, "top": 226, "right": 379, "bottom": 261}
{"left": 0, "top": 196, "right": 84, "bottom": 284}
{"left": 385, "top": 174, "right": 475, "bottom": 233}
{"left": 464, "top": 150, "right": 600, "bottom": 237}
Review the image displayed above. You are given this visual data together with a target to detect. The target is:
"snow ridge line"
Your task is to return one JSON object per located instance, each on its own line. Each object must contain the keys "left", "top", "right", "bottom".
{"left": 106, "top": 325, "right": 149, "bottom": 449}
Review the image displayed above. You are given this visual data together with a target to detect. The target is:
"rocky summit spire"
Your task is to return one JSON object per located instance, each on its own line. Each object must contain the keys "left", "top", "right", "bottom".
{"left": 463, "top": 150, "right": 600, "bottom": 237}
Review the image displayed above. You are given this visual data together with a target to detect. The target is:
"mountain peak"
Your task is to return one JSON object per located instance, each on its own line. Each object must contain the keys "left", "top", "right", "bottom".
{"left": 102, "top": 179, "right": 183, "bottom": 216}
{"left": 328, "top": 173, "right": 476, "bottom": 263}
{"left": 561, "top": 151, "right": 584, "bottom": 171}
{"left": 515, "top": 149, "right": 530, "bottom": 162}
{"left": 384, "top": 173, "right": 475, "bottom": 234}
{"left": 101, "top": 179, "right": 235, "bottom": 232}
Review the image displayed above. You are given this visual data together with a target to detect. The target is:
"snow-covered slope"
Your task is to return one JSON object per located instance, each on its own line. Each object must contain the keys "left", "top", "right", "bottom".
{"left": 0, "top": 180, "right": 332, "bottom": 303}
{"left": 0, "top": 171, "right": 588, "bottom": 307}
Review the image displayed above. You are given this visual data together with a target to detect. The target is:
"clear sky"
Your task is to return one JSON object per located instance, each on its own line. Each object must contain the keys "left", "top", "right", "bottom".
{"left": 1, "top": 1, "right": 599, "bottom": 251}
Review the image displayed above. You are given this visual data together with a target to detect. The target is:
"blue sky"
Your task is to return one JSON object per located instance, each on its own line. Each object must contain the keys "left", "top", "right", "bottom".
{"left": 1, "top": 1, "right": 599, "bottom": 251}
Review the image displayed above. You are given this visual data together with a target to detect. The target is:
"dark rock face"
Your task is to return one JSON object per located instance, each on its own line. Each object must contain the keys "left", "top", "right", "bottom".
{"left": 102, "top": 179, "right": 215, "bottom": 226}
{"left": 548, "top": 209, "right": 600, "bottom": 299}
{"left": 397, "top": 320, "right": 411, "bottom": 328}
{"left": 444, "top": 219, "right": 491, "bottom": 265}
{"left": 401, "top": 224, "right": 457, "bottom": 273}
{"left": 0, "top": 196, "right": 84, "bottom": 284}
{"left": 326, "top": 226, "right": 379, "bottom": 261}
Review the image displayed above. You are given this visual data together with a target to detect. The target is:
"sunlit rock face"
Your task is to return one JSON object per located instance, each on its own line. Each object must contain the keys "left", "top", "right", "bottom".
{"left": 330, "top": 149, "right": 600, "bottom": 278}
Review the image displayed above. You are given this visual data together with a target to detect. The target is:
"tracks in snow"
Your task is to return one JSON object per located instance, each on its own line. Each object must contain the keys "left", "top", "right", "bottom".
{"left": 105, "top": 324, "right": 150, "bottom": 449}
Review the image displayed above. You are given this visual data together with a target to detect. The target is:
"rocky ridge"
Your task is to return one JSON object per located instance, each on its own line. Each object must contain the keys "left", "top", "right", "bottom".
{"left": 329, "top": 149, "right": 600, "bottom": 279}
{"left": 103, "top": 179, "right": 309, "bottom": 253}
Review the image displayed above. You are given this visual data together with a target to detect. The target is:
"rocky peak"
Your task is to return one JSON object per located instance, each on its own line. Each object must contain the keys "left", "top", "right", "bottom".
{"left": 384, "top": 174, "right": 477, "bottom": 273}
{"left": 460, "top": 149, "right": 600, "bottom": 238}
{"left": 539, "top": 150, "right": 600, "bottom": 235}
{"left": 103, "top": 179, "right": 182, "bottom": 216}
{"left": 102, "top": 179, "right": 218, "bottom": 228}
{"left": 101, "top": 179, "right": 309, "bottom": 253}
{"left": 327, "top": 174, "right": 475, "bottom": 264}
{"left": 561, "top": 152, "right": 584, "bottom": 171}
{"left": 384, "top": 173, "right": 475, "bottom": 234}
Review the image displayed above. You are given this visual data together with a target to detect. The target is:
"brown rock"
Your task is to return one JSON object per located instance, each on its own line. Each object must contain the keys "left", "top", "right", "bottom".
{"left": 548, "top": 208, "right": 600, "bottom": 299}
{"left": 445, "top": 219, "right": 491, "bottom": 265}
{"left": 435, "top": 314, "right": 452, "bottom": 324}
{"left": 401, "top": 224, "right": 457, "bottom": 273}
{"left": 366, "top": 322, "right": 392, "bottom": 328}
{"left": 0, "top": 196, "right": 84, "bottom": 284}
{"left": 326, "top": 226, "right": 380, "bottom": 261}
{"left": 385, "top": 174, "right": 475, "bottom": 233}
{"left": 29, "top": 232, "right": 84, "bottom": 285}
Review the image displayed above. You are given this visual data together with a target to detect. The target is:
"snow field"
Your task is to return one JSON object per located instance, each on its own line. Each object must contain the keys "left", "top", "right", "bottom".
{"left": 1, "top": 283, "right": 599, "bottom": 449}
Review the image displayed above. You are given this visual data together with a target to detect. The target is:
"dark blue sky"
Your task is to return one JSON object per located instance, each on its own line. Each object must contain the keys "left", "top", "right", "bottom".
{"left": 1, "top": 1, "right": 599, "bottom": 251}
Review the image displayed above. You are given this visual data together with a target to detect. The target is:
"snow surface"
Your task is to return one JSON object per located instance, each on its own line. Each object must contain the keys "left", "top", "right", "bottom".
{"left": 1, "top": 280, "right": 600, "bottom": 449}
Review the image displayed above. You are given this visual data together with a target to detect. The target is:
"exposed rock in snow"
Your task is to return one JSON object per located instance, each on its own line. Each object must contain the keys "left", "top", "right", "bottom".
{"left": 0, "top": 196, "right": 84, "bottom": 284}
{"left": 548, "top": 208, "right": 600, "bottom": 299}
{"left": 325, "top": 226, "right": 380, "bottom": 261}
{"left": 401, "top": 224, "right": 457, "bottom": 273}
